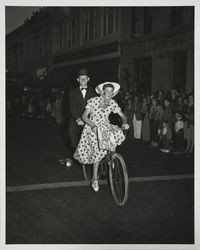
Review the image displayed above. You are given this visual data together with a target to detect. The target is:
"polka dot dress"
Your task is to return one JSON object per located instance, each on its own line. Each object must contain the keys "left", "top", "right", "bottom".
{"left": 73, "top": 96, "right": 125, "bottom": 164}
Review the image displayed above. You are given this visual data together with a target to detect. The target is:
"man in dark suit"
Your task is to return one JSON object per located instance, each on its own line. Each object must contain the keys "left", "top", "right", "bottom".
{"left": 68, "top": 68, "right": 96, "bottom": 153}
{"left": 59, "top": 68, "right": 95, "bottom": 167}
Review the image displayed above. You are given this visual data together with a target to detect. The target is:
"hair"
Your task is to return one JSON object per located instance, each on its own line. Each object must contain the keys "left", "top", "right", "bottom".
{"left": 162, "top": 119, "right": 169, "bottom": 124}
{"left": 175, "top": 111, "right": 182, "bottom": 117}
{"left": 150, "top": 96, "right": 158, "bottom": 103}
{"left": 164, "top": 98, "right": 171, "bottom": 103}
{"left": 103, "top": 83, "right": 114, "bottom": 91}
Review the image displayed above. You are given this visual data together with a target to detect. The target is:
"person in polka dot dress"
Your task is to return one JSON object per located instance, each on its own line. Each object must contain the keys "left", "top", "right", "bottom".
{"left": 74, "top": 82, "right": 129, "bottom": 192}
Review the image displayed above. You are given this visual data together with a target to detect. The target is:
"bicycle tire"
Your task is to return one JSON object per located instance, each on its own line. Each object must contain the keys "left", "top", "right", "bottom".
{"left": 109, "top": 153, "right": 129, "bottom": 206}
{"left": 82, "top": 164, "right": 93, "bottom": 182}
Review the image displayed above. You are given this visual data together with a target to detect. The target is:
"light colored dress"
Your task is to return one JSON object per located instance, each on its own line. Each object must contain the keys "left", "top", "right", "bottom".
{"left": 73, "top": 96, "right": 125, "bottom": 164}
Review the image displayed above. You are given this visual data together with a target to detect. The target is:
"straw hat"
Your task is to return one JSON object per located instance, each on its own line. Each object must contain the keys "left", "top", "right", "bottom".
{"left": 95, "top": 82, "right": 120, "bottom": 98}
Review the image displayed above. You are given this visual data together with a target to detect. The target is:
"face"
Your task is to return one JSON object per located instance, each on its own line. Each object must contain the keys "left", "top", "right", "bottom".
{"left": 151, "top": 98, "right": 157, "bottom": 106}
{"left": 188, "top": 95, "right": 193, "bottom": 103}
{"left": 103, "top": 87, "right": 114, "bottom": 100}
{"left": 163, "top": 122, "right": 167, "bottom": 128}
{"left": 178, "top": 97, "right": 183, "bottom": 104}
{"left": 77, "top": 75, "right": 90, "bottom": 88}
{"left": 164, "top": 99, "right": 170, "bottom": 107}
{"left": 175, "top": 113, "right": 180, "bottom": 119}
{"left": 171, "top": 89, "right": 177, "bottom": 97}
{"left": 142, "top": 96, "right": 147, "bottom": 103}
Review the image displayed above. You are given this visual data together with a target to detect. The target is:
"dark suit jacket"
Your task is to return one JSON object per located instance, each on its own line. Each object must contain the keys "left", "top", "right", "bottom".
{"left": 69, "top": 86, "right": 96, "bottom": 122}
{"left": 129, "top": 101, "right": 143, "bottom": 121}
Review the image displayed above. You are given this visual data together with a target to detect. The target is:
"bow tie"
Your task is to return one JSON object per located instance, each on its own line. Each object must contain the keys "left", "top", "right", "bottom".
{"left": 81, "top": 87, "right": 87, "bottom": 91}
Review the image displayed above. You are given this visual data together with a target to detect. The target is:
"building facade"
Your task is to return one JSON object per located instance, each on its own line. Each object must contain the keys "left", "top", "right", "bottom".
{"left": 6, "top": 6, "right": 194, "bottom": 93}
{"left": 120, "top": 6, "right": 194, "bottom": 93}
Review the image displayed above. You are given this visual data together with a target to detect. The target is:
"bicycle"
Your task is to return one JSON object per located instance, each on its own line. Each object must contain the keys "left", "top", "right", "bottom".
{"left": 82, "top": 127, "right": 129, "bottom": 206}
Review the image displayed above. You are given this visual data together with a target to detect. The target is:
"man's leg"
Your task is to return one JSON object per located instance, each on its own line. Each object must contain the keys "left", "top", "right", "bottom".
{"left": 68, "top": 122, "right": 82, "bottom": 155}
{"left": 59, "top": 120, "right": 81, "bottom": 167}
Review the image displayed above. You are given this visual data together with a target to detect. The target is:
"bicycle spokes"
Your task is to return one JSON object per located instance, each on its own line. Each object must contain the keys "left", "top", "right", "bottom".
{"left": 109, "top": 153, "right": 129, "bottom": 206}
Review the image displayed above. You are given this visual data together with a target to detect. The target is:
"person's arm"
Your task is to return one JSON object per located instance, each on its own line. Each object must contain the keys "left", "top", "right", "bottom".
{"left": 69, "top": 89, "right": 85, "bottom": 125}
{"left": 69, "top": 90, "right": 80, "bottom": 120}
{"left": 149, "top": 105, "right": 153, "bottom": 119}
{"left": 82, "top": 107, "right": 97, "bottom": 133}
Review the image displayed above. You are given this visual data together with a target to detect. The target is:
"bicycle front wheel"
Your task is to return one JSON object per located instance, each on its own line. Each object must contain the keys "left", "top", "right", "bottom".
{"left": 109, "top": 153, "right": 129, "bottom": 206}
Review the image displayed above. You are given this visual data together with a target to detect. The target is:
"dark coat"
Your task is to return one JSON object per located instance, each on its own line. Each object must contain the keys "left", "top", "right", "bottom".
{"left": 68, "top": 86, "right": 96, "bottom": 149}
{"left": 130, "top": 101, "right": 143, "bottom": 121}
{"left": 69, "top": 86, "right": 96, "bottom": 122}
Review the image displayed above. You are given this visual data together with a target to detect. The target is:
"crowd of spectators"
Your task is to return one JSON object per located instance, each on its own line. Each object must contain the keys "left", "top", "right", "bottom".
{"left": 6, "top": 86, "right": 64, "bottom": 125}
{"left": 117, "top": 87, "right": 194, "bottom": 154}
{"left": 7, "top": 85, "right": 194, "bottom": 154}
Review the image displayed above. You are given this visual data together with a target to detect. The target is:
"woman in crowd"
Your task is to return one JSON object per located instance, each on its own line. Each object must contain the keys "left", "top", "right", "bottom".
{"left": 141, "top": 95, "right": 150, "bottom": 143}
{"left": 149, "top": 97, "right": 163, "bottom": 147}
{"left": 184, "top": 94, "right": 194, "bottom": 153}
{"left": 74, "top": 82, "right": 129, "bottom": 192}
{"left": 52, "top": 95, "right": 63, "bottom": 125}
{"left": 162, "top": 98, "right": 173, "bottom": 129}
{"left": 131, "top": 94, "right": 143, "bottom": 139}
{"left": 156, "top": 89, "right": 165, "bottom": 106}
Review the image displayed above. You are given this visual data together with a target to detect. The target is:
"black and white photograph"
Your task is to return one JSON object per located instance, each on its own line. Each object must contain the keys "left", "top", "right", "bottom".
{"left": 1, "top": 0, "right": 200, "bottom": 249}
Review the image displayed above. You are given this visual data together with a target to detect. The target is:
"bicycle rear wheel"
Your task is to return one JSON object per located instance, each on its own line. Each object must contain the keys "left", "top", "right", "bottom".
{"left": 109, "top": 153, "right": 129, "bottom": 206}
{"left": 82, "top": 164, "right": 93, "bottom": 182}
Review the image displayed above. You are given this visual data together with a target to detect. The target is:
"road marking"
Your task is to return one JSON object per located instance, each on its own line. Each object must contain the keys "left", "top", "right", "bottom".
{"left": 6, "top": 174, "right": 194, "bottom": 193}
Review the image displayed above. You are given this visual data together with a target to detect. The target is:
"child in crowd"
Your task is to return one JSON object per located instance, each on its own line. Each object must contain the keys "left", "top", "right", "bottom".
{"left": 159, "top": 120, "right": 172, "bottom": 153}
{"left": 173, "top": 111, "right": 184, "bottom": 154}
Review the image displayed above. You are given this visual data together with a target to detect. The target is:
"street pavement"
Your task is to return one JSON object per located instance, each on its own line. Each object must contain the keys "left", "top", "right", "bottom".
{"left": 6, "top": 115, "right": 194, "bottom": 244}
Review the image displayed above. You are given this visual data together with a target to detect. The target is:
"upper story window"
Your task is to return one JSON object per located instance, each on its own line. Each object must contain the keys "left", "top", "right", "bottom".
{"left": 66, "top": 20, "right": 72, "bottom": 47}
{"left": 33, "top": 36, "right": 41, "bottom": 60}
{"left": 72, "top": 18, "right": 79, "bottom": 45}
{"left": 43, "top": 32, "right": 50, "bottom": 57}
{"left": 108, "top": 8, "right": 115, "bottom": 33}
{"left": 82, "top": 8, "right": 97, "bottom": 41}
{"left": 143, "top": 7, "right": 152, "bottom": 34}
{"left": 131, "top": 7, "right": 139, "bottom": 36}
{"left": 55, "top": 16, "right": 79, "bottom": 50}
{"left": 102, "top": 7, "right": 117, "bottom": 36}
{"left": 170, "top": 7, "right": 183, "bottom": 27}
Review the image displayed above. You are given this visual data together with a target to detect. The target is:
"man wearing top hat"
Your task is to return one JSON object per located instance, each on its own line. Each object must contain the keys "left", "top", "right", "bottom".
{"left": 68, "top": 68, "right": 96, "bottom": 155}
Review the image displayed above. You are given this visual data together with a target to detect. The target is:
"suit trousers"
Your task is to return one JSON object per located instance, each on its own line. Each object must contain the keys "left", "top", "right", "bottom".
{"left": 68, "top": 119, "right": 83, "bottom": 152}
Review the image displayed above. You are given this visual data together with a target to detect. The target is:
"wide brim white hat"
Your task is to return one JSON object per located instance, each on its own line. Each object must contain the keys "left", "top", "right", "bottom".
{"left": 95, "top": 82, "right": 120, "bottom": 98}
